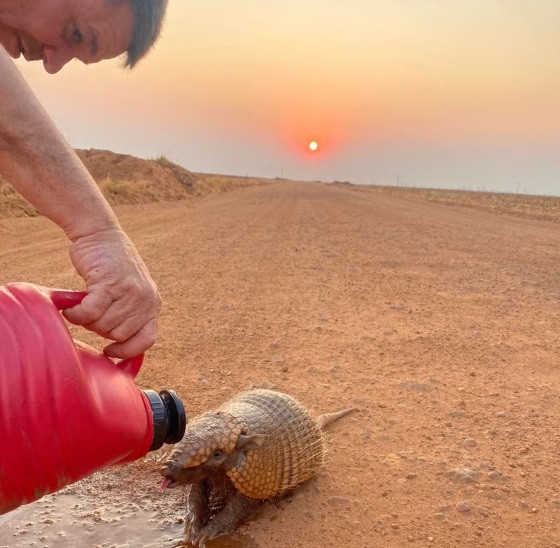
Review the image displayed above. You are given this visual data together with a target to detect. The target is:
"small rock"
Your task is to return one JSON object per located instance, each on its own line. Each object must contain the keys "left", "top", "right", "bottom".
{"left": 448, "top": 409, "right": 467, "bottom": 418}
{"left": 328, "top": 496, "right": 350, "bottom": 506}
{"left": 464, "top": 438, "right": 477, "bottom": 447}
{"left": 406, "top": 473, "right": 417, "bottom": 480}
{"left": 456, "top": 501, "right": 472, "bottom": 513}
{"left": 487, "top": 470, "right": 504, "bottom": 482}
{"left": 519, "top": 501, "right": 529, "bottom": 509}
{"left": 447, "top": 467, "right": 479, "bottom": 483}
{"left": 399, "top": 381, "right": 431, "bottom": 392}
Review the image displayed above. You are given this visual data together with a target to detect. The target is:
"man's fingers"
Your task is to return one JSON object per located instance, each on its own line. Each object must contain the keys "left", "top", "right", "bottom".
{"left": 82, "top": 304, "right": 146, "bottom": 341}
{"left": 61, "top": 291, "right": 114, "bottom": 326}
{"left": 103, "top": 318, "right": 158, "bottom": 359}
{"left": 64, "top": 297, "right": 154, "bottom": 346}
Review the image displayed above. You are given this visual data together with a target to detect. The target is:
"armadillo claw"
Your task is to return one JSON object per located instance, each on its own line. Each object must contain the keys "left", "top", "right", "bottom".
{"left": 192, "top": 523, "right": 228, "bottom": 547}
{"left": 191, "top": 537, "right": 206, "bottom": 548}
{"left": 184, "top": 514, "right": 203, "bottom": 545}
{"left": 191, "top": 530, "right": 208, "bottom": 548}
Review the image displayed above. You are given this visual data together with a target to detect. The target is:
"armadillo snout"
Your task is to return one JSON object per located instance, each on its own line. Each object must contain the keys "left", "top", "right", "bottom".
{"left": 160, "top": 456, "right": 208, "bottom": 486}
{"left": 160, "top": 461, "right": 183, "bottom": 489}
{"left": 160, "top": 461, "right": 180, "bottom": 478}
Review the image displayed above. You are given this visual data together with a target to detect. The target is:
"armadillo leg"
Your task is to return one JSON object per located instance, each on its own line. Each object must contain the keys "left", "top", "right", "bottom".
{"left": 184, "top": 482, "right": 208, "bottom": 544}
{"left": 193, "top": 493, "right": 262, "bottom": 545}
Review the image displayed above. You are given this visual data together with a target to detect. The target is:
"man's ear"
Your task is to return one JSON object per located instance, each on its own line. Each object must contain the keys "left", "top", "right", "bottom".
{"left": 236, "top": 434, "right": 265, "bottom": 451}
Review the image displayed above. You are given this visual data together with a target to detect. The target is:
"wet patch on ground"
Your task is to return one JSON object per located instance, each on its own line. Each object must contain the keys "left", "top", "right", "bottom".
{"left": 0, "top": 454, "right": 258, "bottom": 548}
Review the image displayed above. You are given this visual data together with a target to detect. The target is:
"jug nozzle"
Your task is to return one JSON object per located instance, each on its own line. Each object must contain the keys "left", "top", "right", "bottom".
{"left": 142, "top": 390, "right": 187, "bottom": 451}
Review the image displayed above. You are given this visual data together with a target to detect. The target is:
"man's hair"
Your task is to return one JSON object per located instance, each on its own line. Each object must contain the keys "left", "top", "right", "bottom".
{"left": 125, "top": 0, "right": 168, "bottom": 68}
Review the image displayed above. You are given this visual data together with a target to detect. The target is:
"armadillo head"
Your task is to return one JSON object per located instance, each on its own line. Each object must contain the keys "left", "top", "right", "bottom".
{"left": 160, "top": 411, "right": 264, "bottom": 489}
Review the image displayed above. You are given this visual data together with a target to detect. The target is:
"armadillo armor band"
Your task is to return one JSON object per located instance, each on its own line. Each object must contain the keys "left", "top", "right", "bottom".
{"left": 223, "top": 390, "right": 324, "bottom": 499}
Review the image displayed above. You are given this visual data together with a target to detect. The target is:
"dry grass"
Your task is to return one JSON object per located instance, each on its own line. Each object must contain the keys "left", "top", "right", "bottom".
{"left": 192, "top": 175, "right": 268, "bottom": 196}
{"left": 356, "top": 185, "right": 560, "bottom": 224}
{"left": 0, "top": 174, "right": 268, "bottom": 217}
{"left": 148, "top": 154, "right": 198, "bottom": 190}
{"left": 0, "top": 152, "right": 269, "bottom": 219}
{"left": 0, "top": 176, "right": 39, "bottom": 218}
{"left": 97, "top": 177, "right": 189, "bottom": 205}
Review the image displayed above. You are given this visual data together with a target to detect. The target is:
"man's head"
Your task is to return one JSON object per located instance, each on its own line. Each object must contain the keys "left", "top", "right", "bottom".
{"left": 0, "top": 0, "right": 167, "bottom": 74}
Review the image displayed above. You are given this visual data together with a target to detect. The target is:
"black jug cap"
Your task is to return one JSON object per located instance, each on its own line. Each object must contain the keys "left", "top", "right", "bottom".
{"left": 143, "top": 389, "right": 187, "bottom": 451}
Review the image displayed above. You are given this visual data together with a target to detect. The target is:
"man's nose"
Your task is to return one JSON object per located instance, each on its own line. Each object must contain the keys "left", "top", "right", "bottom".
{"left": 42, "top": 45, "right": 74, "bottom": 74}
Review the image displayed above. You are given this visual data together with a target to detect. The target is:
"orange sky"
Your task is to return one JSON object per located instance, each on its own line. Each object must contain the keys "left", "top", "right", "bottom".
{"left": 17, "top": 1, "right": 560, "bottom": 194}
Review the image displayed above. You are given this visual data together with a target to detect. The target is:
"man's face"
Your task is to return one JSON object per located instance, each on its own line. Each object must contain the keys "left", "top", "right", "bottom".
{"left": 0, "top": 0, "right": 134, "bottom": 74}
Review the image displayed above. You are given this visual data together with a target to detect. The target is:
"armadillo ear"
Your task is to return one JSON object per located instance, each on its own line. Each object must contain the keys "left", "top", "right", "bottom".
{"left": 236, "top": 434, "right": 265, "bottom": 451}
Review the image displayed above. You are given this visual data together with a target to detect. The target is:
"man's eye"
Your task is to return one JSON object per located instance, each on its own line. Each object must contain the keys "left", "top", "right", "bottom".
{"left": 70, "top": 23, "right": 83, "bottom": 44}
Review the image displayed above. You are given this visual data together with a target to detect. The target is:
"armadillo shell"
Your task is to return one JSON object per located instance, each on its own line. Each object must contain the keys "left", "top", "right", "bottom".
{"left": 224, "top": 389, "right": 324, "bottom": 499}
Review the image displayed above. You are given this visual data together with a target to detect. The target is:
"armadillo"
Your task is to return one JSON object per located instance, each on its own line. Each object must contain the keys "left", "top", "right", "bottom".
{"left": 160, "top": 388, "right": 355, "bottom": 547}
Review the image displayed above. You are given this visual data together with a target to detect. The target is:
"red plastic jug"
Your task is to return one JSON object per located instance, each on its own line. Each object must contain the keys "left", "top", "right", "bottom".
{"left": 0, "top": 283, "right": 186, "bottom": 515}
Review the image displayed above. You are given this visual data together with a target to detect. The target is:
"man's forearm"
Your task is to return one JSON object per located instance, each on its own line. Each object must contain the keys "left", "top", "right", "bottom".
{"left": 0, "top": 48, "right": 119, "bottom": 240}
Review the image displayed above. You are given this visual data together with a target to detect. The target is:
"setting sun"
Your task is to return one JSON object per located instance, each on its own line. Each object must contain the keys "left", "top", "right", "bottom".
{"left": 309, "top": 141, "right": 319, "bottom": 152}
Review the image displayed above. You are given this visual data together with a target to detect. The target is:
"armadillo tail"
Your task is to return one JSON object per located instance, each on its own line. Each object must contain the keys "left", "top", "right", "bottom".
{"left": 317, "top": 408, "right": 357, "bottom": 429}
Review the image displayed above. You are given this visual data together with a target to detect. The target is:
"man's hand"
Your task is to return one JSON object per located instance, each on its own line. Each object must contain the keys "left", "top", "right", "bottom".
{"left": 62, "top": 228, "right": 161, "bottom": 359}
{"left": 0, "top": 50, "right": 162, "bottom": 359}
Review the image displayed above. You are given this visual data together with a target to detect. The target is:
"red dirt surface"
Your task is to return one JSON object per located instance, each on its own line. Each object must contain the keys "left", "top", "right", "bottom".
{"left": 0, "top": 181, "right": 559, "bottom": 547}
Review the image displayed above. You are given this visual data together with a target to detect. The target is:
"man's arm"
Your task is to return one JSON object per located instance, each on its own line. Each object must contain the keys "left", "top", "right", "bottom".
{"left": 0, "top": 48, "right": 161, "bottom": 359}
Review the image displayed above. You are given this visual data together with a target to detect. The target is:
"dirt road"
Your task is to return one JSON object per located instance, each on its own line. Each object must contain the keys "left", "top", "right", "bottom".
{"left": 1, "top": 181, "right": 559, "bottom": 547}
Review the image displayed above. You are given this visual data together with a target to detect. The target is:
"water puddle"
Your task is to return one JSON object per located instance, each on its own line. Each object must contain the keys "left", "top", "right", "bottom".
{"left": 0, "top": 460, "right": 258, "bottom": 548}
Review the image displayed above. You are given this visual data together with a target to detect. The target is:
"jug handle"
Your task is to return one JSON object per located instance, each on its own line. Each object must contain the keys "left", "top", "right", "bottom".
{"left": 49, "top": 289, "right": 144, "bottom": 378}
{"left": 49, "top": 289, "right": 87, "bottom": 310}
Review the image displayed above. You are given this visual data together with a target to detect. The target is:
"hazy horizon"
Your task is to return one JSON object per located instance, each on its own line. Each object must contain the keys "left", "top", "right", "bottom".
{"left": 16, "top": 1, "right": 560, "bottom": 197}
